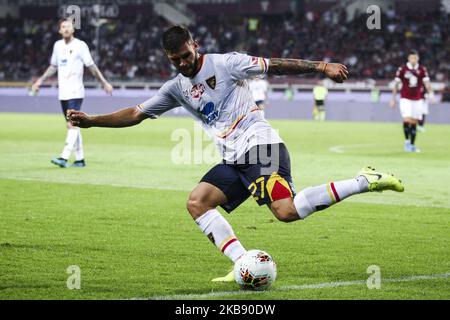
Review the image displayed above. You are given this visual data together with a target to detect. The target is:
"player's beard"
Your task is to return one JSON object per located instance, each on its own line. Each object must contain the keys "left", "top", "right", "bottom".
{"left": 62, "top": 31, "right": 74, "bottom": 41}
{"left": 179, "top": 52, "right": 199, "bottom": 78}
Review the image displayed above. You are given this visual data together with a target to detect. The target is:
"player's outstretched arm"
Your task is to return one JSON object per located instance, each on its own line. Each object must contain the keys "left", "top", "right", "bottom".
{"left": 424, "top": 81, "right": 436, "bottom": 104}
{"left": 267, "top": 58, "right": 348, "bottom": 83}
{"left": 31, "top": 65, "right": 57, "bottom": 92}
{"left": 68, "top": 107, "right": 148, "bottom": 128}
{"left": 88, "top": 64, "right": 113, "bottom": 95}
{"left": 390, "top": 83, "right": 399, "bottom": 108}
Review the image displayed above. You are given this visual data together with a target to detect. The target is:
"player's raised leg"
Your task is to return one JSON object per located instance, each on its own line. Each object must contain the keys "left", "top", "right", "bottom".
{"left": 51, "top": 101, "right": 75, "bottom": 167}
{"left": 270, "top": 166, "right": 404, "bottom": 222}
{"left": 418, "top": 114, "right": 426, "bottom": 132}
{"left": 403, "top": 120, "right": 411, "bottom": 151}
{"left": 409, "top": 119, "right": 419, "bottom": 152}
{"left": 68, "top": 98, "right": 86, "bottom": 167}
{"left": 72, "top": 131, "right": 86, "bottom": 167}
{"left": 51, "top": 99, "right": 85, "bottom": 167}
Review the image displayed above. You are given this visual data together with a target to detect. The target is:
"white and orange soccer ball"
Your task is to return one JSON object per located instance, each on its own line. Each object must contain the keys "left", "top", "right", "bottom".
{"left": 234, "top": 249, "right": 277, "bottom": 291}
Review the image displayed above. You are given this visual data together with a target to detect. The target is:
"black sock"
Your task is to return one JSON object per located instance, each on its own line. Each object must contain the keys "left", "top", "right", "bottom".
{"left": 410, "top": 124, "right": 417, "bottom": 145}
{"left": 419, "top": 115, "right": 425, "bottom": 127}
{"left": 403, "top": 122, "right": 410, "bottom": 140}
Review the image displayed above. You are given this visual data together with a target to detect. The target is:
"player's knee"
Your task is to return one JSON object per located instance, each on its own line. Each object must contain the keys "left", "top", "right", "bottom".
{"left": 186, "top": 197, "right": 201, "bottom": 218}
{"left": 271, "top": 202, "right": 298, "bottom": 223}
{"left": 274, "top": 211, "right": 296, "bottom": 223}
{"left": 186, "top": 193, "right": 210, "bottom": 219}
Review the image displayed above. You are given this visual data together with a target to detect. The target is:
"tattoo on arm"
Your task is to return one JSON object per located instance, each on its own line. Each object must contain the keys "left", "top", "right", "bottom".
{"left": 88, "top": 64, "right": 107, "bottom": 85}
{"left": 40, "top": 65, "right": 57, "bottom": 81}
{"left": 268, "top": 58, "right": 325, "bottom": 76}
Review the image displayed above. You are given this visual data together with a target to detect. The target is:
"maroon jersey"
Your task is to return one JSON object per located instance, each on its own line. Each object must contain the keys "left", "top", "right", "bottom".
{"left": 395, "top": 63, "right": 430, "bottom": 100}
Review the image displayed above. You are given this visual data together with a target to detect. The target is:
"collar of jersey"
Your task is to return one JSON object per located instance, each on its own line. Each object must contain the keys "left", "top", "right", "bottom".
{"left": 62, "top": 37, "right": 76, "bottom": 45}
{"left": 407, "top": 62, "right": 419, "bottom": 70}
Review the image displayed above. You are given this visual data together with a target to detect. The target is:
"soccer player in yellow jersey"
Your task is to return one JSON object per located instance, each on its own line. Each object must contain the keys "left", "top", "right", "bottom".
{"left": 313, "top": 80, "right": 328, "bottom": 121}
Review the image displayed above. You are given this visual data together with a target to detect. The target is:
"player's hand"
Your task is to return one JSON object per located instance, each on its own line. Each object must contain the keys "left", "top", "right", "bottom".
{"left": 429, "top": 94, "right": 436, "bottom": 104}
{"left": 67, "top": 110, "right": 92, "bottom": 128}
{"left": 390, "top": 99, "right": 396, "bottom": 108}
{"left": 31, "top": 79, "right": 42, "bottom": 93}
{"left": 103, "top": 82, "right": 113, "bottom": 95}
{"left": 323, "top": 63, "right": 348, "bottom": 83}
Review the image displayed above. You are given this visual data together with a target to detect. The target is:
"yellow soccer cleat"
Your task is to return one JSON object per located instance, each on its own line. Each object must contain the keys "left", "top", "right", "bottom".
{"left": 358, "top": 166, "right": 405, "bottom": 192}
{"left": 211, "top": 267, "right": 235, "bottom": 282}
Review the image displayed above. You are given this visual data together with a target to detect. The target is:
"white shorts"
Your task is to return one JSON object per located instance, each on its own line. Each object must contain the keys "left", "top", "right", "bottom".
{"left": 421, "top": 99, "right": 429, "bottom": 115}
{"left": 399, "top": 98, "right": 423, "bottom": 120}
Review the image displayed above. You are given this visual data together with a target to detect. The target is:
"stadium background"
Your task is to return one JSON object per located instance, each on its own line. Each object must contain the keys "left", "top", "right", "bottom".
{"left": 0, "top": 0, "right": 449, "bottom": 122}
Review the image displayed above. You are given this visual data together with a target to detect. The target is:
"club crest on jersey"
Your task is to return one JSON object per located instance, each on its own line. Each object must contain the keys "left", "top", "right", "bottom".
{"left": 206, "top": 75, "right": 216, "bottom": 89}
{"left": 191, "top": 83, "right": 205, "bottom": 99}
{"left": 251, "top": 56, "right": 259, "bottom": 65}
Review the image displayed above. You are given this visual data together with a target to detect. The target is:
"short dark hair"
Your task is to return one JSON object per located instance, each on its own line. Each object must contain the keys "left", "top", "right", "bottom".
{"left": 162, "top": 25, "right": 193, "bottom": 52}
{"left": 408, "top": 49, "right": 419, "bottom": 56}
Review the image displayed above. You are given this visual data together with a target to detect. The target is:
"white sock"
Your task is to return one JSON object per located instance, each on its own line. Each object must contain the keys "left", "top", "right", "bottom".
{"left": 294, "top": 177, "right": 369, "bottom": 219}
{"left": 195, "top": 209, "right": 246, "bottom": 263}
{"left": 75, "top": 130, "right": 84, "bottom": 161}
{"left": 60, "top": 128, "right": 80, "bottom": 160}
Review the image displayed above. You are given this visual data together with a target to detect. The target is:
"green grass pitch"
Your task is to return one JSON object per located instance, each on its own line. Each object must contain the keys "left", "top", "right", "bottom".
{"left": 1, "top": 112, "right": 449, "bottom": 299}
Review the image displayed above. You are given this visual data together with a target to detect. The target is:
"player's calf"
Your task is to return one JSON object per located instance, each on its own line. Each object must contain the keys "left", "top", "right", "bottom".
{"left": 289, "top": 167, "right": 404, "bottom": 220}
{"left": 188, "top": 182, "right": 246, "bottom": 265}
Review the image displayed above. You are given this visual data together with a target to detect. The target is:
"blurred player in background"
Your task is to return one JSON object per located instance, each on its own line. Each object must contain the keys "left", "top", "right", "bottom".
{"left": 31, "top": 18, "right": 113, "bottom": 168}
{"left": 418, "top": 83, "right": 434, "bottom": 132}
{"left": 248, "top": 76, "right": 269, "bottom": 116}
{"left": 312, "top": 80, "right": 328, "bottom": 121}
{"left": 390, "top": 50, "right": 434, "bottom": 153}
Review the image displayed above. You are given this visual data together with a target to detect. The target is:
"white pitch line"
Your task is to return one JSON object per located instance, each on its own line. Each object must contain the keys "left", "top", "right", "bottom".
{"left": 0, "top": 175, "right": 190, "bottom": 192}
{"left": 132, "top": 273, "right": 450, "bottom": 300}
{"left": 329, "top": 143, "right": 376, "bottom": 154}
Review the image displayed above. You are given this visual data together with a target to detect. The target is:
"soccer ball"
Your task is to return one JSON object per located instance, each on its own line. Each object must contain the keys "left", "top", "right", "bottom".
{"left": 234, "top": 249, "right": 277, "bottom": 291}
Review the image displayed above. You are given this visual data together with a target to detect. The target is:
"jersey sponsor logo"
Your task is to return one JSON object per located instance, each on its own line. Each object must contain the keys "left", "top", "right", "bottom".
{"left": 60, "top": 59, "right": 68, "bottom": 66}
{"left": 404, "top": 71, "right": 419, "bottom": 88}
{"left": 190, "top": 83, "right": 205, "bottom": 99}
{"left": 200, "top": 101, "right": 218, "bottom": 124}
{"left": 206, "top": 75, "right": 216, "bottom": 89}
